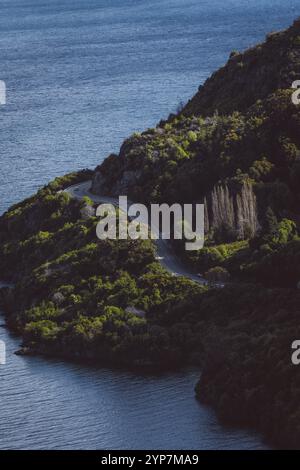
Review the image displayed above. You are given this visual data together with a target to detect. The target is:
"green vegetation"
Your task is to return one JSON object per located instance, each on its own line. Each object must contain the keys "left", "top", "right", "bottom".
{"left": 182, "top": 18, "right": 300, "bottom": 116}
{"left": 2, "top": 18, "right": 300, "bottom": 448}
{"left": 94, "top": 89, "right": 300, "bottom": 218}
{"left": 81, "top": 17, "right": 300, "bottom": 448}
{"left": 0, "top": 174, "right": 207, "bottom": 367}
{"left": 92, "top": 19, "right": 300, "bottom": 291}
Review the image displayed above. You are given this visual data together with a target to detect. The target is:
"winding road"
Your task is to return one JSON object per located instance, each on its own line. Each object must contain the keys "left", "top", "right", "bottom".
{"left": 65, "top": 180, "right": 206, "bottom": 284}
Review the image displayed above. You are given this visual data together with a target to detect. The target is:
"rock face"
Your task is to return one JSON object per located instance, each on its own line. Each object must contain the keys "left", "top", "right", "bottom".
{"left": 204, "top": 181, "right": 259, "bottom": 239}
{"left": 80, "top": 204, "right": 96, "bottom": 220}
{"left": 111, "top": 170, "right": 142, "bottom": 195}
{"left": 90, "top": 170, "right": 107, "bottom": 195}
{"left": 91, "top": 169, "right": 142, "bottom": 196}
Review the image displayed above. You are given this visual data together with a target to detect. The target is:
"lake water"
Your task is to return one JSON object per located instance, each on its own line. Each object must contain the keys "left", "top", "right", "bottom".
{"left": 0, "top": 0, "right": 298, "bottom": 449}
{"left": 0, "top": 283, "right": 269, "bottom": 450}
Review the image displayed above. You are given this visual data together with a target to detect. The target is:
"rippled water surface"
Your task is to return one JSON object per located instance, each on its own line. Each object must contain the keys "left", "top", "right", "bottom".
{"left": 0, "top": 0, "right": 298, "bottom": 449}
{"left": 1, "top": 0, "right": 300, "bottom": 214}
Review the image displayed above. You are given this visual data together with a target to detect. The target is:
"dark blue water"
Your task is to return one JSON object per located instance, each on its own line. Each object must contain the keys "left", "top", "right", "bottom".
{"left": 1, "top": 0, "right": 300, "bottom": 214}
{"left": 0, "top": 0, "right": 298, "bottom": 449}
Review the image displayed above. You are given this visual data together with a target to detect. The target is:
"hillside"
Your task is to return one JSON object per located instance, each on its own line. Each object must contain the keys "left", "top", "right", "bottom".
{"left": 182, "top": 17, "right": 300, "bottom": 116}
{"left": 92, "top": 18, "right": 300, "bottom": 212}
{"left": 90, "top": 18, "right": 300, "bottom": 287}
{"left": 1, "top": 17, "right": 300, "bottom": 448}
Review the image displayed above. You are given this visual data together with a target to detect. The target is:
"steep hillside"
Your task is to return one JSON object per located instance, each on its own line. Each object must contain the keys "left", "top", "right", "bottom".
{"left": 91, "top": 90, "right": 300, "bottom": 240}
{"left": 1, "top": 17, "right": 300, "bottom": 449}
{"left": 90, "top": 18, "right": 300, "bottom": 284}
{"left": 182, "top": 17, "right": 300, "bottom": 116}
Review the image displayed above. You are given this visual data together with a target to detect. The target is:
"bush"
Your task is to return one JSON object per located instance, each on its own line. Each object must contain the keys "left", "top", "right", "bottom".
{"left": 205, "top": 266, "right": 230, "bottom": 282}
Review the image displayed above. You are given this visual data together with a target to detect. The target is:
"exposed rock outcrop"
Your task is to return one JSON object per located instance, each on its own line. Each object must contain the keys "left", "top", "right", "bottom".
{"left": 91, "top": 168, "right": 142, "bottom": 196}
{"left": 90, "top": 170, "right": 107, "bottom": 194}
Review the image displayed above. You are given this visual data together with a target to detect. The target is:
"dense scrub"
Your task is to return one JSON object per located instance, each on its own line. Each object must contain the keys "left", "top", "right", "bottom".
{"left": 195, "top": 285, "right": 300, "bottom": 449}
{"left": 92, "top": 89, "right": 300, "bottom": 213}
{"left": 91, "top": 19, "right": 300, "bottom": 287}
{"left": 2, "top": 18, "right": 300, "bottom": 448}
{"left": 88, "top": 18, "right": 300, "bottom": 448}
{"left": 182, "top": 17, "right": 300, "bottom": 116}
{"left": 0, "top": 175, "right": 206, "bottom": 367}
